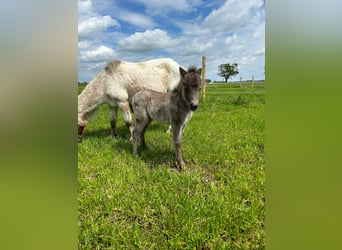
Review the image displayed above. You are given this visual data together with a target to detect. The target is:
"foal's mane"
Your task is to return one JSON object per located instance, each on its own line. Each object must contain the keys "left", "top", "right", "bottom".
{"left": 173, "top": 66, "right": 199, "bottom": 93}
{"left": 187, "top": 66, "right": 198, "bottom": 73}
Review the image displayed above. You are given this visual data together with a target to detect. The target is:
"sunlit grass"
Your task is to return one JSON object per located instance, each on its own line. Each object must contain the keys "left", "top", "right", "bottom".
{"left": 78, "top": 83, "right": 265, "bottom": 249}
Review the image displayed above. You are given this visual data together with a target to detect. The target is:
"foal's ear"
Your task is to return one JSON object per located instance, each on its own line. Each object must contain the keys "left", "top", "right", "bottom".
{"left": 197, "top": 68, "right": 202, "bottom": 75}
{"left": 179, "top": 67, "right": 187, "bottom": 78}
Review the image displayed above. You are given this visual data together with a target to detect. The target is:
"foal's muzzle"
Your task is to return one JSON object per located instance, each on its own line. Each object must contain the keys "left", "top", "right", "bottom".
{"left": 190, "top": 103, "right": 199, "bottom": 111}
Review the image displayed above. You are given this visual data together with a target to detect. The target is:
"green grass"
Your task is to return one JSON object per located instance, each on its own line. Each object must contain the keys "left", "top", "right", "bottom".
{"left": 78, "top": 83, "right": 265, "bottom": 249}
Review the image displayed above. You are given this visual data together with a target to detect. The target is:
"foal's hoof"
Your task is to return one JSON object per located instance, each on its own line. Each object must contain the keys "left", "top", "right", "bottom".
{"left": 176, "top": 161, "right": 185, "bottom": 171}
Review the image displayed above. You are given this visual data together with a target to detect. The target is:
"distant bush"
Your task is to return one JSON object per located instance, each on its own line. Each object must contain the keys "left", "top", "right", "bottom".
{"left": 233, "top": 95, "right": 248, "bottom": 106}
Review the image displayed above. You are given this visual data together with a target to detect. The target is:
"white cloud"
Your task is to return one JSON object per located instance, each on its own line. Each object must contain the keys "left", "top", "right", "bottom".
{"left": 130, "top": 0, "right": 202, "bottom": 13}
{"left": 231, "top": 44, "right": 246, "bottom": 51}
{"left": 79, "top": 45, "right": 115, "bottom": 62}
{"left": 239, "top": 56, "right": 257, "bottom": 66}
{"left": 253, "top": 22, "right": 265, "bottom": 38}
{"left": 78, "top": 16, "right": 119, "bottom": 38}
{"left": 202, "top": 0, "right": 264, "bottom": 33}
{"left": 78, "top": 0, "right": 120, "bottom": 77}
{"left": 78, "top": 0, "right": 265, "bottom": 82}
{"left": 85, "top": 62, "right": 107, "bottom": 71}
{"left": 173, "top": 21, "right": 203, "bottom": 35}
{"left": 78, "top": 41, "right": 91, "bottom": 49}
{"left": 115, "top": 10, "right": 155, "bottom": 28}
{"left": 175, "top": 37, "right": 215, "bottom": 57}
{"left": 255, "top": 47, "right": 265, "bottom": 56}
{"left": 118, "top": 29, "right": 176, "bottom": 53}
{"left": 78, "top": 0, "right": 93, "bottom": 14}
{"left": 225, "top": 33, "right": 238, "bottom": 44}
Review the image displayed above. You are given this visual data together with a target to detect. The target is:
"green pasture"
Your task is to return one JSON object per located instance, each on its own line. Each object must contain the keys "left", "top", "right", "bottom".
{"left": 78, "top": 82, "right": 265, "bottom": 249}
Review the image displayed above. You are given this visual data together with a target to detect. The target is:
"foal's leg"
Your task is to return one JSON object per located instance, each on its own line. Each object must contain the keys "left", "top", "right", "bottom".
{"left": 118, "top": 101, "right": 134, "bottom": 140}
{"left": 132, "top": 127, "right": 139, "bottom": 155}
{"left": 140, "top": 120, "right": 151, "bottom": 149}
{"left": 133, "top": 116, "right": 150, "bottom": 155}
{"left": 171, "top": 123, "right": 184, "bottom": 168}
{"left": 181, "top": 112, "right": 193, "bottom": 134}
{"left": 109, "top": 105, "right": 118, "bottom": 137}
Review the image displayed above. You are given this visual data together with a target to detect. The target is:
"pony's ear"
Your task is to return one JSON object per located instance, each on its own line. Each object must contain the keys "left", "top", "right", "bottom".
{"left": 179, "top": 67, "right": 187, "bottom": 78}
{"left": 197, "top": 68, "right": 202, "bottom": 75}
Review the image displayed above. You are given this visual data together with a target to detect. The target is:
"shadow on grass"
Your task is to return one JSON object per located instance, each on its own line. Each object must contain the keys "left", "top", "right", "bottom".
{"left": 85, "top": 126, "right": 130, "bottom": 140}
{"left": 82, "top": 123, "right": 180, "bottom": 169}
{"left": 140, "top": 147, "right": 176, "bottom": 168}
{"left": 84, "top": 123, "right": 168, "bottom": 140}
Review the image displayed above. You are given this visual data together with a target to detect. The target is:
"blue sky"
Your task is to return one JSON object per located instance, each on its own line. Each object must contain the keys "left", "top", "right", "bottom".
{"left": 78, "top": 0, "right": 265, "bottom": 82}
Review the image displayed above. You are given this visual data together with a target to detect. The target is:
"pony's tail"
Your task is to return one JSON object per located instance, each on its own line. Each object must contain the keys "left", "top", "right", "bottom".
{"left": 127, "top": 86, "right": 145, "bottom": 113}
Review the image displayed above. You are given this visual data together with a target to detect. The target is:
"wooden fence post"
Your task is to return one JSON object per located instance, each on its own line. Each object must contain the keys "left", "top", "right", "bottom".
{"left": 240, "top": 77, "right": 242, "bottom": 88}
{"left": 252, "top": 75, "right": 254, "bottom": 88}
{"left": 202, "top": 56, "right": 206, "bottom": 101}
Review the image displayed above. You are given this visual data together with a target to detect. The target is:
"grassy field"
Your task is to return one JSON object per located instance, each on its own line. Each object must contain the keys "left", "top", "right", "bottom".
{"left": 78, "top": 82, "right": 265, "bottom": 249}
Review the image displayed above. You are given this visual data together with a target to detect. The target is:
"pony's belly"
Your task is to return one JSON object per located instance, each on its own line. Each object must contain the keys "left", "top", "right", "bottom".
{"left": 106, "top": 98, "right": 118, "bottom": 107}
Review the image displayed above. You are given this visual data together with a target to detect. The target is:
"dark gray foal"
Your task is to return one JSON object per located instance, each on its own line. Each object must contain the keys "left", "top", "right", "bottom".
{"left": 132, "top": 66, "right": 202, "bottom": 169}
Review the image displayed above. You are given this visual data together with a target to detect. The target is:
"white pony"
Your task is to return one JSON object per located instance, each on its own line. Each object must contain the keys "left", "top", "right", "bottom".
{"left": 78, "top": 58, "right": 183, "bottom": 141}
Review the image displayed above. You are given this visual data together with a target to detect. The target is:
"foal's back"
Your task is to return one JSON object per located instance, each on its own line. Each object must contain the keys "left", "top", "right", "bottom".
{"left": 132, "top": 89, "right": 174, "bottom": 124}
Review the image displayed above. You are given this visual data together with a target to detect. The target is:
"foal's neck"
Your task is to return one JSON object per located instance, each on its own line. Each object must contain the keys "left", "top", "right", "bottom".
{"left": 171, "top": 86, "right": 191, "bottom": 113}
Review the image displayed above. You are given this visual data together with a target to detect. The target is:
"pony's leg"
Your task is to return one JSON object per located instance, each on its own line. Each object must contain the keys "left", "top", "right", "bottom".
{"left": 109, "top": 105, "right": 118, "bottom": 137}
{"left": 171, "top": 123, "right": 184, "bottom": 169}
{"left": 118, "top": 101, "right": 134, "bottom": 140}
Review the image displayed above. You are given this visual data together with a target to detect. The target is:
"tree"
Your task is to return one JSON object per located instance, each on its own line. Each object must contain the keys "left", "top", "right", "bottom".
{"left": 217, "top": 63, "right": 239, "bottom": 82}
